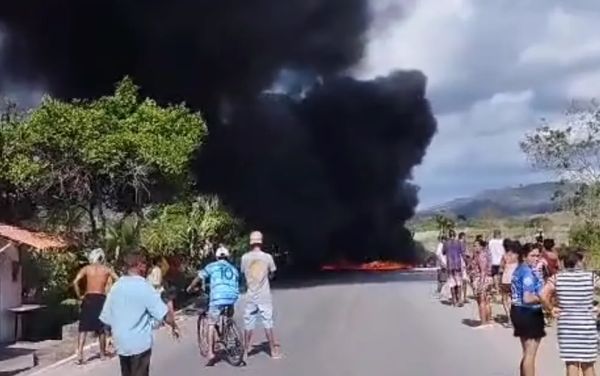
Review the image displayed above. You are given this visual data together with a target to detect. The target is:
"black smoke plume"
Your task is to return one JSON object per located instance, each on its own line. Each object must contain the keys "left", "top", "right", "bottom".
{"left": 0, "top": 0, "right": 437, "bottom": 267}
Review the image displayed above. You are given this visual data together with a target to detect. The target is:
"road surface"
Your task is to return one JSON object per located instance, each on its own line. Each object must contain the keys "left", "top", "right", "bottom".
{"left": 34, "top": 272, "right": 566, "bottom": 376}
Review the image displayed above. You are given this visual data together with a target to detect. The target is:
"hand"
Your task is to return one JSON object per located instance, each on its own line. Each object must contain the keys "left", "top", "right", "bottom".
{"left": 171, "top": 324, "right": 180, "bottom": 340}
{"left": 551, "top": 306, "right": 561, "bottom": 318}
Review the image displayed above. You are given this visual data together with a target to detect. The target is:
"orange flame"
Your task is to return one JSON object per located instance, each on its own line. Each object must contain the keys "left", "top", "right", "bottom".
{"left": 321, "top": 260, "right": 414, "bottom": 272}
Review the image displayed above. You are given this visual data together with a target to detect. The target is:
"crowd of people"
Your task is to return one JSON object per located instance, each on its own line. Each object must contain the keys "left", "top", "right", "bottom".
{"left": 436, "top": 229, "right": 599, "bottom": 376}
{"left": 71, "top": 230, "right": 281, "bottom": 376}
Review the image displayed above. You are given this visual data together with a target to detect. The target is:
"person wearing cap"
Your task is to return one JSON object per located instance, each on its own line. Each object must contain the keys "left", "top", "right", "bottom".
{"left": 186, "top": 245, "right": 240, "bottom": 365}
{"left": 241, "top": 231, "right": 281, "bottom": 359}
{"left": 72, "top": 248, "right": 119, "bottom": 364}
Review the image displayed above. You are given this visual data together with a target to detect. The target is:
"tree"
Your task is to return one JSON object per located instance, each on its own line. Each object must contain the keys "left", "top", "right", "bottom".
{"left": 520, "top": 100, "right": 600, "bottom": 221}
{"left": 0, "top": 78, "right": 206, "bottom": 241}
{"left": 521, "top": 100, "right": 600, "bottom": 265}
{"left": 434, "top": 213, "right": 455, "bottom": 237}
{"left": 140, "top": 196, "right": 244, "bottom": 263}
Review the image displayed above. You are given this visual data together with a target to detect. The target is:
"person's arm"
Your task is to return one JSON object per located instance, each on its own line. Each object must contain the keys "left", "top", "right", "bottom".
{"left": 99, "top": 289, "right": 113, "bottom": 327}
{"left": 268, "top": 255, "right": 277, "bottom": 280}
{"left": 540, "top": 276, "right": 558, "bottom": 315}
{"left": 145, "top": 285, "right": 179, "bottom": 338}
{"left": 72, "top": 267, "right": 86, "bottom": 300}
{"left": 523, "top": 272, "right": 542, "bottom": 305}
{"left": 186, "top": 268, "right": 207, "bottom": 293}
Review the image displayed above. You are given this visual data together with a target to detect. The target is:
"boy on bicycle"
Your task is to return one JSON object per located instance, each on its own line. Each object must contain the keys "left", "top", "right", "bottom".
{"left": 187, "top": 246, "right": 240, "bottom": 365}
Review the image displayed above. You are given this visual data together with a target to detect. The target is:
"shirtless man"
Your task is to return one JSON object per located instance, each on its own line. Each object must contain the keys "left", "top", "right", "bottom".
{"left": 73, "top": 248, "right": 118, "bottom": 364}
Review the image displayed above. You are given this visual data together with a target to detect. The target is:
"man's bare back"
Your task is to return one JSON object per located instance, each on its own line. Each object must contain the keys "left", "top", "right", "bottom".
{"left": 74, "top": 264, "right": 117, "bottom": 298}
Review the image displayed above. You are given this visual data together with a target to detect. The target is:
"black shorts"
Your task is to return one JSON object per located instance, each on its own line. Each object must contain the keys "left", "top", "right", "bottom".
{"left": 119, "top": 349, "right": 151, "bottom": 376}
{"left": 510, "top": 305, "right": 545, "bottom": 339}
{"left": 79, "top": 293, "right": 106, "bottom": 333}
{"left": 491, "top": 265, "right": 500, "bottom": 277}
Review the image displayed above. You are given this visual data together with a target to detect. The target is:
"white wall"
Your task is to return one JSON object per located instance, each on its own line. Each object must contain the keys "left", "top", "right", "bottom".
{"left": 0, "top": 241, "right": 22, "bottom": 343}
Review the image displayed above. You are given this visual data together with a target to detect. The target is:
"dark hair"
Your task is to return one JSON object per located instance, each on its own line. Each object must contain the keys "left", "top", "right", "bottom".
{"left": 493, "top": 229, "right": 501, "bottom": 237}
{"left": 475, "top": 239, "right": 487, "bottom": 248}
{"left": 543, "top": 238, "right": 555, "bottom": 251}
{"left": 124, "top": 252, "right": 147, "bottom": 269}
{"left": 535, "top": 234, "right": 544, "bottom": 243}
{"left": 503, "top": 238, "right": 512, "bottom": 251}
{"left": 458, "top": 232, "right": 466, "bottom": 240}
{"left": 517, "top": 242, "right": 539, "bottom": 262}
{"left": 448, "top": 230, "right": 456, "bottom": 238}
{"left": 563, "top": 250, "right": 581, "bottom": 269}
{"left": 475, "top": 234, "right": 483, "bottom": 241}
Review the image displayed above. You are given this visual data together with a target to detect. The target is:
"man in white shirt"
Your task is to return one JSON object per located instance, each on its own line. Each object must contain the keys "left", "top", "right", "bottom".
{"left": 436, "top": 235, "right": 447, "bottom": 294}
{"left": 488, "top": 229, "right": 505, "bottom": 293}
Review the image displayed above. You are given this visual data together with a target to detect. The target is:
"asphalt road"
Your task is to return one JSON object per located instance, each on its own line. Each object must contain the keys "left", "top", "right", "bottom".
{"left": 35, "top": 272, "right": 566, "bottom": 376}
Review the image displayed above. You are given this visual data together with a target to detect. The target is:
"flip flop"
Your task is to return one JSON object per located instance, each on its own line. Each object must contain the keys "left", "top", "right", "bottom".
{"left": 75, "top": 358, "right": 86, "bottom": 366}
{"left": 271, "top": 345, "right": 283, "bottom": 359}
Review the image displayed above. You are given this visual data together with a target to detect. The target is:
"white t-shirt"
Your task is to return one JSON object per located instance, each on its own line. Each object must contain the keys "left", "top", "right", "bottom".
{"left": 435, "top": 242, "right": 446, "bottom": 268}
{"left": 488, "top": 238, "right": 505, "bottom": 266}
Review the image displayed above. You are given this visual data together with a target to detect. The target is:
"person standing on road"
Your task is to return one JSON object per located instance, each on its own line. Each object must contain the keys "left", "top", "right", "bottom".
{"left": 500, "top": 239, "right": 519, "bottom": 327}
{"left": 511, "top": 243, "right": 545, "bottom": 376}
{"left": 241, "top": 231, "right": 282, "bottom": 359}
{"left": 442, "top": 230, "right": 465, "bottom": 306}
{"left": 186, "top": 246, "right": 240, "bottom": 366}
{"left": 72, "top": 248, "right": 118, "bottom": 364}
{"left": 488, "top": 230, "right": 505, "bottom": 296}
{"left": 470, "top": 238, "right": 493, "bottom": 327}
{"left": 541, "top": 249, "right": 599, "bottom": 376}
{"left": 436, "top": 235, "right": 448, "bottom": 295}
{"left": 100, "top": 251, "right": 179, "bottom": 376}
{"left": 459, "top": 232, "right": 471, "bottom": 303}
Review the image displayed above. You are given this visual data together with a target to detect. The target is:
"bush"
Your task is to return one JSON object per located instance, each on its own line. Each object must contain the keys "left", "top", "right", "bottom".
{"left": 569, "top": 222, "right": 600, "bottom": 269}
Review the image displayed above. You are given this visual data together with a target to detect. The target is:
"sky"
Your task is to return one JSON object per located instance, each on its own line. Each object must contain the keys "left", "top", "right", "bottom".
{"left": 357, "top": 0, "right": 600, "bottom": 208}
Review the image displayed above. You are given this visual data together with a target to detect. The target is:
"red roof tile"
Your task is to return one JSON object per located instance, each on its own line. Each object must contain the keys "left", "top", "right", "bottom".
{"left": 0, "top": 223, "right": 70, "bottom": 250}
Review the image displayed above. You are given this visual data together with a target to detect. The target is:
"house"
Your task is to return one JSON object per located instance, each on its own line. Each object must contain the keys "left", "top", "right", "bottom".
{"left": 0, "top": 224, "right": 69, "bottom": 343}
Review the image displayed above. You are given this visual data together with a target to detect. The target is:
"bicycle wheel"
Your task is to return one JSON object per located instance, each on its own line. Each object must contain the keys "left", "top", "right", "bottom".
{"left": 223, "top": 318, "right": 245, "bottom": 366}
{"left": 197, "top": 314, "right": 210, "bottom": 357}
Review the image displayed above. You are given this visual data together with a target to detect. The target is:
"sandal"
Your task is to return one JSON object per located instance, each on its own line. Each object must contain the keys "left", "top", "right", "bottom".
{"left": 271, "top": 344, "right": 282, "bottom": 359}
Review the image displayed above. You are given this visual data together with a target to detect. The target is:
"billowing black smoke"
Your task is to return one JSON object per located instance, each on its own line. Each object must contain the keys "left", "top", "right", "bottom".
{"left": 0, "top": 0, "right": 437, "bottom": 267}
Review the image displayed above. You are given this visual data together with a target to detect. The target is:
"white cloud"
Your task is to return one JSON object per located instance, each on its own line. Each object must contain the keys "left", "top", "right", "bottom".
{"left": 359, "top": 0, "right": 600, "bottom": 207}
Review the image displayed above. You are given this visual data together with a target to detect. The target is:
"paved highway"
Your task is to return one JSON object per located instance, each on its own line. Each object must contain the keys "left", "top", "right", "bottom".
{"left": 33, "top": 272, "right": 566, "bottom": 376}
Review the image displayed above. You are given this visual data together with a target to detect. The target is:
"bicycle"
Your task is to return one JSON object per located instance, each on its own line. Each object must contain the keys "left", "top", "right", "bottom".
{"left": 194, "top": 293, "right": 245, "bottom": 366}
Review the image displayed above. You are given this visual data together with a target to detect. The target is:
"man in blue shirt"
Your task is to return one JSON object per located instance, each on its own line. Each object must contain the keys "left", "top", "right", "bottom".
{"left": 187, "top": 246, "right": 240, "bottom": 364}
{"left": 100, "top": 252, "right": 179, "bottom": 376}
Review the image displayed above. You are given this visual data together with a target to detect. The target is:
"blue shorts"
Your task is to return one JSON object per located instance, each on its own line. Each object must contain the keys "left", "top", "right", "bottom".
{"left": 207, "top": 304, "right": 233, "bottom": 325}
{"left": 244, "top": 301, "right": 273, "bottom": 330}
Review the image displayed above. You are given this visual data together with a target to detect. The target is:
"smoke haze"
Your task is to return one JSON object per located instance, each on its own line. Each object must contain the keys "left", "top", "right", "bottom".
{"left": 0, "top": 0, "right": 437, "bottom": 266}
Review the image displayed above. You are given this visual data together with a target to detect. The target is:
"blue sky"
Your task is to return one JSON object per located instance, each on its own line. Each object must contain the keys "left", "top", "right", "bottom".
{"left": 357, "top": 0, "right": 600, "bottom": 208}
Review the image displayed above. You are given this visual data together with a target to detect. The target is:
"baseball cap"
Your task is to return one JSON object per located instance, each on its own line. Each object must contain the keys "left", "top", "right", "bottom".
{"left": 215, "top": 246, "right": 230, "bottom": 258}
{"left": 249, "top": 231, "right": 263, "bottom": 245}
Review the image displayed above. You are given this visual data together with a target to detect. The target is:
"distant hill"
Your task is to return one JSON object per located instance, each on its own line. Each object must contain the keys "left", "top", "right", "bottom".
{"left": 419, "top": 182, "right": 568, "bottom": 218}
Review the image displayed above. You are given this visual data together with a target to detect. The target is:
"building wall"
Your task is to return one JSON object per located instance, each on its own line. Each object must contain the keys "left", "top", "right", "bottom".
{"left": 0, "top": 241, "right": 22, "bottom": 343}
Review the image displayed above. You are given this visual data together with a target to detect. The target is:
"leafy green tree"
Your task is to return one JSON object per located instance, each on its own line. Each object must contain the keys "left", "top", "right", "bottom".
{"left": 140, "top": 196, "right": 244, "bottom": 262}
{"left": 0, "top": 78, "right": 206, "bottom": 240}
{"left": 521, "top": 100, "right": 600, "bottom": 265}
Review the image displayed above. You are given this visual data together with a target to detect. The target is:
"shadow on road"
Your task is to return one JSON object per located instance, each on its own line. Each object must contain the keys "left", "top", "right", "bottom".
{"left": 272, "top": 270, "right": 436, "bottom": 290}
{"left": 247, "top": 342, "right": 270, "bottom": 358}
{"left": 461, "top": 319, "right": 482, "bottom": 328}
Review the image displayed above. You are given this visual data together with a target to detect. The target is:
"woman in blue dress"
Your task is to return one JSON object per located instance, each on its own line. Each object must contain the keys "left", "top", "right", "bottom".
{"left": 510, "top": 242, "right": 545, "bottom": 376}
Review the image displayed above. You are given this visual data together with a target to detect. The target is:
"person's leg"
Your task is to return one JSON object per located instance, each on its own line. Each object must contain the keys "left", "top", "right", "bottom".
{"left": 485, "top": 294, "right": 493, "bottom": 324}
{"left": 581, "top": 362, "right": 596, "bottom": 376}
{"left": 130, "top": 350, "right": 152, "bottom": 376}
{"left": 76, "top": 331, "right": 87, "bottom": 363}
{"left": 259, "top": 303, "right": 280, "bottom": 359}
{"left": 243, "top": 302, "right": 257, "bottom": 358}
{"left": 566, "top": 362, "right": 579, "bottom": 376}
{"left": 476, "top": 296, "right": 486, "bottom": 325}
{"left": 206, "top": 307, "right": 219, "bottom": 362}
{"left": 501, "top": 290, "right": 511, "bottom": 325}
{"left": 98, "top": 331, "right": 107, "bottom": 359}
{"left": 521, "top": 338, "right": 541, "bottom": 376}
{"left": 119, "top": 355, "right": 132, "bottom": 376}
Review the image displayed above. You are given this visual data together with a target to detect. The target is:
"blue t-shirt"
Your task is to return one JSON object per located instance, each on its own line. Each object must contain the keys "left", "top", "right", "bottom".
{"left": 199, "top": 260, "right": 240, "bottom": 307}
{"left": 99, "top": 275, "right": 168, "bottom": 356}
{"left": 511, "top": 264, "right": 542, "bottom": 309}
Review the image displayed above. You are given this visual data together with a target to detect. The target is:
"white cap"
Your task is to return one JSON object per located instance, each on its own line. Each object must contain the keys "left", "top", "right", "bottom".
{"left": 249, "top": 231, "right": 263, "bottom": 245}
{"left": 216, "top": 246, "right": 230, "bottom": 258}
